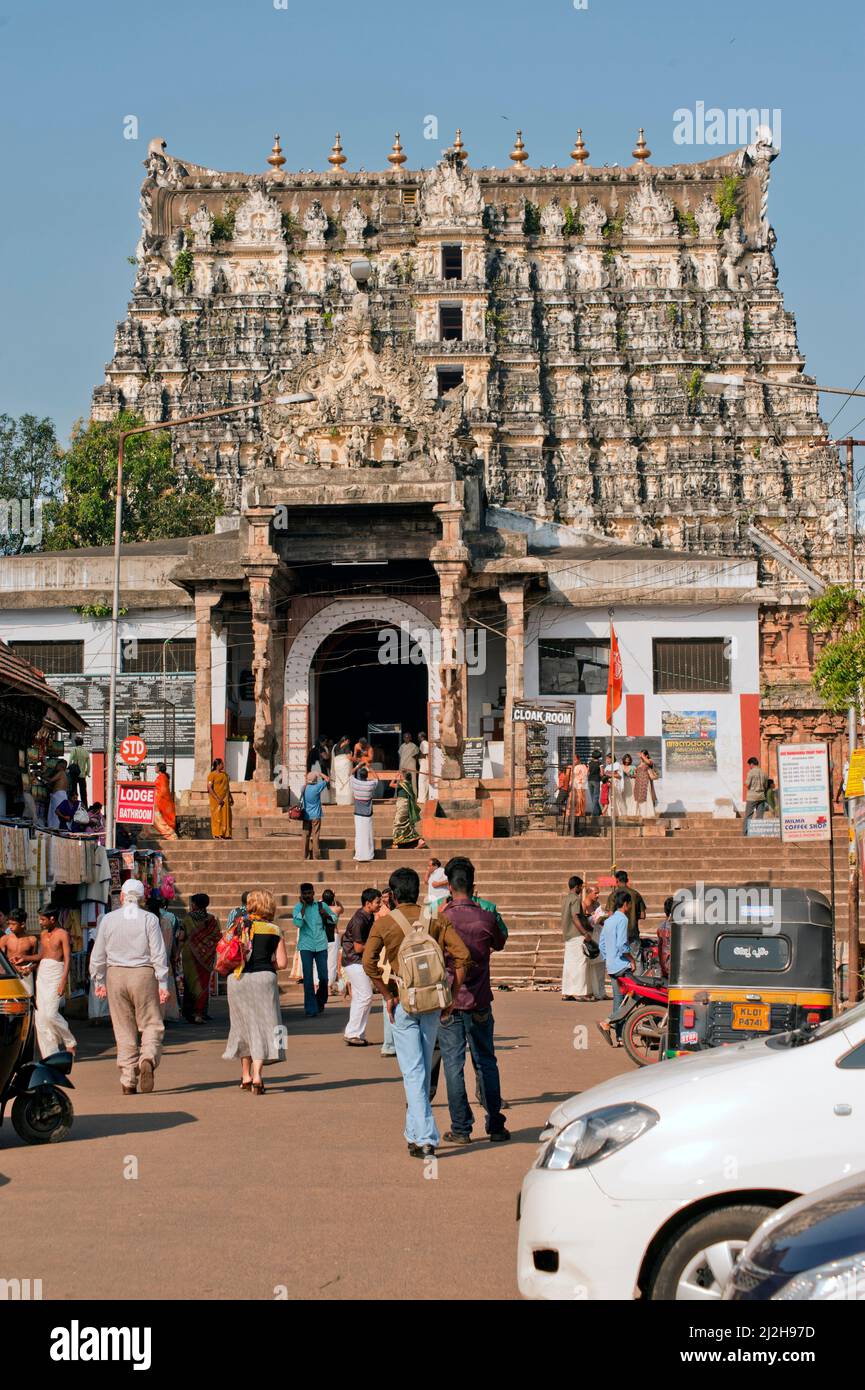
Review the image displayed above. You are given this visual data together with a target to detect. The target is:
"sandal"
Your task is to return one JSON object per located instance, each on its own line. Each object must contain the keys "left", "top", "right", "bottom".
{"left": 251, "top": 1081, "right": 265, "bottom": 1095}
{"left": 596, "top": 1021, "right": 615, "bottom": 1047}
{"left": 346, "top": 1038, "right": 368, "bottom": 1047}
{"left": 240, "top": 1080, "right": 252, "bottom": 1091}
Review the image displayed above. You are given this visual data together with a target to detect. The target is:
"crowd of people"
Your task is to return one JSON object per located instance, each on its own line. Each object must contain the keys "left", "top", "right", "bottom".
{"left": 16, "top": 854, "right": 509, "bottom": 1158}
{"left": 560, "top": 868, "right": 672, "bottom": 1047}
{"left": 3, "top": 831, "right": 677, "bottom": 1159}
{"left": 557, "top": 748, "right": 659, "bottom": 823}
{"left": 297, "top": 733, "right": 431, "bottom": 862}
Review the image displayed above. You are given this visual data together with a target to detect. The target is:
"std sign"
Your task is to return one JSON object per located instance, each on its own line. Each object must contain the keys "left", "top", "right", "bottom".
{"left": 116, "top": 780, "right": 157, "bottom": 825}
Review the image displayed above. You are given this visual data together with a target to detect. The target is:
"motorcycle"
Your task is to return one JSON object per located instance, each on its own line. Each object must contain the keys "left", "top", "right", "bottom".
{"left": 617, "top": 939, "right": 669, "bottom": 1067}
{"left": 0, "top": 956, "right": 75, "bottom": 1144}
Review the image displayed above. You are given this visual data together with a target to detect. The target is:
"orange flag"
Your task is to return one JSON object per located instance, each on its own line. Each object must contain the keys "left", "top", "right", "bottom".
{"left": 606, "top": 625, "right": 623, "bottom": 724}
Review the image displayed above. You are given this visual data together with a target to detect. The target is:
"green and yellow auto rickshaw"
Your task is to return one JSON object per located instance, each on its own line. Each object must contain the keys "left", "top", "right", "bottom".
{"left": 666, "top": 885, "right": 834, "bottom": 1057}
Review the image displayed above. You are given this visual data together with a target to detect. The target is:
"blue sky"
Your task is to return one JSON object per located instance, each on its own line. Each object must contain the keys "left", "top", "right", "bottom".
{"left": 1, "top": 0, "right": 863, "bottom": 446}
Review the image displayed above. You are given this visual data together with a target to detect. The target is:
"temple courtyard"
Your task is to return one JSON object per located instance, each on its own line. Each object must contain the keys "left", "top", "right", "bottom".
{"left": 0, "top": 989, "right": 628, "bottom": 1301}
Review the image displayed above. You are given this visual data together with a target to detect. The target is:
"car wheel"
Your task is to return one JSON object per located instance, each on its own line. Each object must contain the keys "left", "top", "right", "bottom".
{"left": 647, "top": 1205, "right": 773, "bottom": 1301}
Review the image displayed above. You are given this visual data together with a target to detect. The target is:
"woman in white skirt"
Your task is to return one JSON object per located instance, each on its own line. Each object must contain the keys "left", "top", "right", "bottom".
{"left": 34, "top": 905, "right": 77, "bottom": 1057}
{"left": 223, "top": 890, "right": 287, "bottom": 1095}
{"left": 332, "top": 736, "right": 354, "bottom": 805}
{"left": 561, "top": 883, "right": 606, "bottom": 1002}
{"left": 350, "top": 765, "right": 378, "bottom": 862}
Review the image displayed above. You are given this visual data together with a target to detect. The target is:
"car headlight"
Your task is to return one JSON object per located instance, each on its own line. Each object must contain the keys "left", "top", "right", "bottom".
{"left": 538, "top": 1103, "right": 659, "bottom": 1170}
{"left": 771, "top": 1254, "right": 865, "bottom": 1301}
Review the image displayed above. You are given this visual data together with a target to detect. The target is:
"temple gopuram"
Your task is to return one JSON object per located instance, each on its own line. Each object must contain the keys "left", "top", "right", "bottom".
{"left": 1, "top": 127, "right": 849, "bottom": 823}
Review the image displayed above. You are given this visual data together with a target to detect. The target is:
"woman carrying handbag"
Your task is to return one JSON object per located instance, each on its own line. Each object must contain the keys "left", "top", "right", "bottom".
{"left": 221, "top": 890, "right": 287, "bottom": 1094}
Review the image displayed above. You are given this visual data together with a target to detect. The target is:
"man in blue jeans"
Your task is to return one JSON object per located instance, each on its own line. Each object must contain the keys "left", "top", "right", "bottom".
{"left": 293, "top": 883, "right": 334, "bottom": 1016}
{"left": 362, "top": 867, "right": 470, "bottom": 1158}
{"left": 437, "top": 858, "right": 510, "bottom": 1144}
{"left": 597, "top": 888, "right": 635, "bottom": 1047}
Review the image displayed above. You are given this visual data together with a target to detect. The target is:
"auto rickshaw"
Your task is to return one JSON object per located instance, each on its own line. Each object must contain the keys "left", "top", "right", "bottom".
{"left": 0, "top": 951, "right": 75, "bottom": 1143}
{"left": 665, "top": 884, "right": 834, "bottom": 1057}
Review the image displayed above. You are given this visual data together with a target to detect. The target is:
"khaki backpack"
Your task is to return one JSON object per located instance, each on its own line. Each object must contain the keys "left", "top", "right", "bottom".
{"left": 389, "top": 906, "right": 452, "bottom": 1015}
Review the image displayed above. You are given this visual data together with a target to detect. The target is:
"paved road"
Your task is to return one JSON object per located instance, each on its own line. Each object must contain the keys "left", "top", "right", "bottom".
{"left": 0, "top": 990, "right": 632, "bottom": 1300}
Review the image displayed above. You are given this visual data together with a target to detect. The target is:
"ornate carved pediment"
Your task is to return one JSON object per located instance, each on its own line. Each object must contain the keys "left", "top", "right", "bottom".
{"left": 234, "top": 187, "right": 283, "bottom": 247}
{"left": 418, "top": 155, "right": 484, "bottom": 229}
{"left": 623, "top": 179, "right": 677, "bottom": 240}
{"left": 263, "top": 301, "right": 469, "bottom": 469}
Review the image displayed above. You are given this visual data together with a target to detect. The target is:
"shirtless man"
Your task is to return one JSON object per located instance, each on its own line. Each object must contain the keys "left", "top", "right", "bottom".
{"left": 0, "top": 910, "right": 38, "bottom": 996}
{"left": 34, "top": 906, "right": 76, "bottom": 1058}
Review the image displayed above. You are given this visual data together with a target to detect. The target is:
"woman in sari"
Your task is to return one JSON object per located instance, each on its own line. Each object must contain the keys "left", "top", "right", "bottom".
{"left": 565, "top": 756, "right": 587, "bottom": 823}
{"left": 389, "top": 771, "right": 427, "bottom": 850}
{"left": 146, "top": 888, "right": 182, "bottom": 1021}
{"left": 153, "top": 762, "right": 178, "bottom": 839}
{"left": 632, "top": 749, "right": 658, "bottom": 820}
{"left": 332, "top": 736, "right": 354, "bottom": 805}
{"left": 207, "top": 757, "right": 233, "bottom": 839}
{"left": 180, "top": 892, "right": 221, "bottom": 1023}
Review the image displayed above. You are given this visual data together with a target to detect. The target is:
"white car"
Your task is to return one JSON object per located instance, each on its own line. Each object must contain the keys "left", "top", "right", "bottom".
{"left": 517, "top": 1001, "right": 865, "bottom": 1300}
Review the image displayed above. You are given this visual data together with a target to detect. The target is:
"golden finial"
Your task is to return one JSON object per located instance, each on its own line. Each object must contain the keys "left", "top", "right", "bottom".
{"left": 632, "top": 127, "right": 651, "bottom": 162}
{"left": 387, "top": 132, "right": 407, "bottom": 167}
{"left": 328, "top": 132, "right": 347, "bottom": 170}
{"left": 510, "top": 129, "right": 528, "bottom": 165}
{"left": 267, "top": 134, "right": 286, "bottom": 173}
{"left": 452, "top": 128, "right": 468, "bottom": 164}
{"left": 570, "top": 129, "right": 589, "bottom": 166}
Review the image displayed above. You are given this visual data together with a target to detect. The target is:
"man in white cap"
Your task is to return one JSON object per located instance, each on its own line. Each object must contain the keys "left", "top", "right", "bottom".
{"left": 89, "top": 878, "right": 169, "bottom": 1094}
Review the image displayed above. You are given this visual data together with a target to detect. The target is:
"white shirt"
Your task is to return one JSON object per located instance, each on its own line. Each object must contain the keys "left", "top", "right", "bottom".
{"left": 399, "top": 741, "right": 419, "bottom": 771}
{"left": 89, "top": 904, "right": 169, "bottom": 989}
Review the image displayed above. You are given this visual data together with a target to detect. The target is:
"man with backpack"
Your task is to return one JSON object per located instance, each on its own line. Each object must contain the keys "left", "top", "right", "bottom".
{"left": 437, "top": 858, "right": 509, "bottom": 1144}
{"left": 362, "top": 866, "right": 471, "bottom": 1158}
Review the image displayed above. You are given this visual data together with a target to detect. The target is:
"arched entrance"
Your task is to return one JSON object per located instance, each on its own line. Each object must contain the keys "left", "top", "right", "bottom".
{"left": 283, "top": 598, "right": 439, "bottom": 795}
{"left": 313, "top": 621, "right": 428, "bottom": 768}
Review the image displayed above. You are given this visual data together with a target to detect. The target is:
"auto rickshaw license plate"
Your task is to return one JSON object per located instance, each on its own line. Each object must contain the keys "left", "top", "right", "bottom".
{"left": 732, "top": 1003, "right": 770, "bottom": 1031}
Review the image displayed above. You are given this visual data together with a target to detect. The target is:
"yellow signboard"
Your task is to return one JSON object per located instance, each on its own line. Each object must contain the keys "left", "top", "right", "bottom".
{"left": 844, "top": 748, "right": 865, "bottom": 797}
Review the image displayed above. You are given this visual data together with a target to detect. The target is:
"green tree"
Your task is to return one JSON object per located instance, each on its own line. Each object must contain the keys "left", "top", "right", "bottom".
{"left": 806, "top": 585, "right": 865, "bottom": 714}
{"left": 0, "top": 413, "right": 63, "bottom": 554}
{"left": 44, "top": 412, "right": 220, "bottom": 550}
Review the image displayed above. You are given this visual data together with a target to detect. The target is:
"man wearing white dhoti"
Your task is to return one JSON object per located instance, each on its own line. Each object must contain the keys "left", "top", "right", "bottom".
{"left": 89, "top": 879, "right": 169, "bottom": 1095}
{"left": 34, "top": 905, "right": 77, "bottom": 1057}
{"left": 560, "top": 879, "right": 606, "bottom": 1002}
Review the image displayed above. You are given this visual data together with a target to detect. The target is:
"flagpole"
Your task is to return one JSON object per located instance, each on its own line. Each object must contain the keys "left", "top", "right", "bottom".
{"left": 609, "top": 606, "right": 616, "bottom": 872}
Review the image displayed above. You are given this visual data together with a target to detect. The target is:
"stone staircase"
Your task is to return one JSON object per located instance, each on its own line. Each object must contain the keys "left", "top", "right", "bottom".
{"left": 153, "top": 811, "right": 855, "bottom": 988}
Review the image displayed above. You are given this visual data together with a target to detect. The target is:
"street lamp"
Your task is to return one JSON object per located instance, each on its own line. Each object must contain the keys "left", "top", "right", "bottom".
{"left": 104, "top": 390, "right": 315, "bottom": 850}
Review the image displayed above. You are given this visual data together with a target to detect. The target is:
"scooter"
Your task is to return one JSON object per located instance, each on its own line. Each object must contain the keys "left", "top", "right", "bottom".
{"left": 0, "top": 976, "right": 75, "bottom": 1143}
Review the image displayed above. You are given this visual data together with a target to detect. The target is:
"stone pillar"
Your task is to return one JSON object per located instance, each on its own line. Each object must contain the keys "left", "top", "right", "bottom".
{"left": 501, "top": 582, "right": 527, "bottom": 807}
{"left": 249, "top": 571, "right": 276, "bottom": 783}
{"left": 432, "top": 501, "right": 470, "bottom": 786}
{"left": 434, "top": 560, "right": 469, "bottom": 781}
{"left": 193, "top": 589, "right": 221, "bottom": 786}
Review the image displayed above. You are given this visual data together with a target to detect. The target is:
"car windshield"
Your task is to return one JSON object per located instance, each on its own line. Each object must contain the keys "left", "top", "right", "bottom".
{"left": 0, "top": 950, "right": 17, "bottom": 979}
{"left": 766, "top": 998, "right": 865, "bottom": 1050}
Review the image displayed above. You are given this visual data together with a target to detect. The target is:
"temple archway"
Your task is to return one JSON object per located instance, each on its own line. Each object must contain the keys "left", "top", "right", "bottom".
{"left": 283, "top": 598, "right": 439, "bottom": 795}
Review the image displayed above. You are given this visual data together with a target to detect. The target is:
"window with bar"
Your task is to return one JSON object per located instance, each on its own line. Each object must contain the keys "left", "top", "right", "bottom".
{"left": 439, "top": 305, "right": 463, "bottom": 340}
{"left": 539, "top": 638, "right": 610, "bottom": 695}
{"left": 652, "top": 637, "right": 730, "bottom": 693}
{"left": 121, "top": 638, "right": 196, "bottom": 673}
{"left": 437, "top": 367, "right": 464, "bottom": 397}
{"left": 9, "top": 640, "right": 84, "bottom": 674}
{"left": 442, "top": 244, "right": 463, "bottom": 279}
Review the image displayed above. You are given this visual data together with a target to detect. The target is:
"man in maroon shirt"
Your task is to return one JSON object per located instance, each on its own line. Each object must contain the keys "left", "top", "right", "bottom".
{"left": 437, "top": 858, "right": 510, "bottom": 1144}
